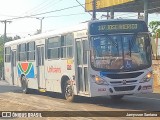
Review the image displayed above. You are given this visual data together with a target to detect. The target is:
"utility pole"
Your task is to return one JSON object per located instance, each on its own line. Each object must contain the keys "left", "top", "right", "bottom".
{"left": 92, "top": 0, "right": 96, "bottom": 20}
{"left": 0, "top": 20, "right": 11, "bottom": 80}
{"left": 1, "top": 20, "right": 12, "bottom": 43}
{"left": 144, "top": 0, "right": 149, "bottom": 25}
{"left": 36, "top": 17, "right": 44, "bottom": 33}
{"left": 110, "top": 8, "right": 114, "bottom": 19}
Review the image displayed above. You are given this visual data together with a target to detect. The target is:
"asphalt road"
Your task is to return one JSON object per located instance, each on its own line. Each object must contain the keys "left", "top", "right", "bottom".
{"left": 0, "top": 80, "right": 160, "bottom": 120}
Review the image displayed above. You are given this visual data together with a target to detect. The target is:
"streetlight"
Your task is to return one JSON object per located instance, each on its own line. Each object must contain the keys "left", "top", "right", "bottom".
{"left": 36, "top": 17, "right": 44, "bottom": 34}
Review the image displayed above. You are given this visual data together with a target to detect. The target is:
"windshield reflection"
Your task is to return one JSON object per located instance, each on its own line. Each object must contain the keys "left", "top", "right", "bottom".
{"left": 91, "top": 33, "right": 151, "bottom": 71}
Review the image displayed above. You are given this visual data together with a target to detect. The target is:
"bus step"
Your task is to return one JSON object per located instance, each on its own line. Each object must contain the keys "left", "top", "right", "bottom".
{"left": 39, "top": 88, "right": 46, "bottom": 92}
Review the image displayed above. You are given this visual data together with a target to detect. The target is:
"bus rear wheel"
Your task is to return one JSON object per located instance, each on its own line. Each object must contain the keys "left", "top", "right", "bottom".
{"left": 63, "top": 80, "right": 75, "bottom": 102}
{"left": 110, "top": 95, "right": 124, "bottom": 100}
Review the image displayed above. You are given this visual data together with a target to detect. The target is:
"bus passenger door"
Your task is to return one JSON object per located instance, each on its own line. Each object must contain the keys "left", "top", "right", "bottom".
{"left": 76, "top": 38, "right": 89, "bottom": 94}
{"left": 36, "top": 45, "right": 45, "bottom": 90}
{"left": 11, "top": 50, "right": 17, "bottom": 85}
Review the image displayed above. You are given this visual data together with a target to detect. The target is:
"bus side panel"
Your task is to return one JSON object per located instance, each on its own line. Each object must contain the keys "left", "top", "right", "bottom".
{"left": 26, "top": 62, "right": 38, "bottom": 90}
{"left": 4, "top": 63, "right": 12, "bottom": 84}
{"left": 45, "top": 60, "right": 62, "bottom": 92}
{"left": 45, "top": 59, "right": 75, "bottom": 93}
{"left": 17, "top": 61, "right": 38, "bottom": 89}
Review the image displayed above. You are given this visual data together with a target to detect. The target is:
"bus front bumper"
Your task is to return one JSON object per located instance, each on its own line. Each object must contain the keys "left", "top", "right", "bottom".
{"left": 90, "top": 80, "right": 153, "bottom": 97}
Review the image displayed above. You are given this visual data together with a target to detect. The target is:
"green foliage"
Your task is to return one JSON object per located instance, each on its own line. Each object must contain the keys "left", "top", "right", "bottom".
{"left": 149, "top": 21, "right": 160, "bottom": 38}
{"left": 156, "top": 29, "right": 160, "bottom": 38}
{"left": 0, "top": 35, "right": 21, "bottom": 75}
{"left": 0, "top": 36, "right": 4, "bottom": 75}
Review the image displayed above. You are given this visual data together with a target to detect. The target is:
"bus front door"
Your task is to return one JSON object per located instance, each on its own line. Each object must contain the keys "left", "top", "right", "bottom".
{"left": 36, "top": 45, "right": 45, "bottom": 90}
{"left": 76, "top": 38, "right": 89, "bottom": 94}
{"left": 11, "top": 50, "right": 17, "bottom": 85}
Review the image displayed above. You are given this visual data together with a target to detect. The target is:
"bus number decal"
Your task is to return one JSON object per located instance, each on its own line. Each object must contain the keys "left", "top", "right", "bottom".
{"left": 67, "top": 65, "right": 72, "bottom": 70}
{"left": 67, "top": 59, "right": 73, "bottom": 70}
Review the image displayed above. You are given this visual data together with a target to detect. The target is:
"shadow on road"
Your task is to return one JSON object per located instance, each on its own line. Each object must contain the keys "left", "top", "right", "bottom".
{"left": 0, "top": 80, "right": 22, "bottom": 93}
{"left": 34, "top": 91, "right": 160, "bottom": 111}
{"left": 0, "top": 85, "right": 22, "bottom": 93}
{"left": 74, "top": 95, "right": 160, "bottom": 111}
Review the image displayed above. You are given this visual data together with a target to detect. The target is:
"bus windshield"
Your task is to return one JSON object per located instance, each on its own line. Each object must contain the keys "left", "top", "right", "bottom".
{"left": 91, "top": 33, "right": 152, "bottom": 71}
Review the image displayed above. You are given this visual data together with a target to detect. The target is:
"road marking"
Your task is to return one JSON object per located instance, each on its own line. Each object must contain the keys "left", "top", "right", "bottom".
{"left": 126, "top": 95, "right": 160, "bottom": 101}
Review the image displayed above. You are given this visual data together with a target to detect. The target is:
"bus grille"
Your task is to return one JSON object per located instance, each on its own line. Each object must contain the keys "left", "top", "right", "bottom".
{"left": 110, "top": 80, "right": 137, "bottom": 85}
{"left": 114, "top": 86, "right": 136, "bottom": 91}
{"left": 106, "top": 72, "right": 143, "bottom": 79}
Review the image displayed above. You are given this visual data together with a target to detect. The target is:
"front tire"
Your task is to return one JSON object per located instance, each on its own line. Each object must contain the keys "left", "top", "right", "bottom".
{"left": 63, "top": 80, "right": 75, "bottom": 102}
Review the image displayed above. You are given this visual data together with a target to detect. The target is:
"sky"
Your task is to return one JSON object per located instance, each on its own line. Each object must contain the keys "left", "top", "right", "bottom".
{"left": 0, "top": 0, "right": 159, "bottom": 38}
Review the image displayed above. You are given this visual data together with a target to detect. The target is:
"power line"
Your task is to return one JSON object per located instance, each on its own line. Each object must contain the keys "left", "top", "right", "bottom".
{"left": 4, "top": 4, "right": 82, "bottom": 21}
{"left": 32, "top": 0, "right": 63, "bottom": 14}
{"left": 0, "top": 12, "right": 88, "bottom": 36}
{"left": 1, "top": 1, "right": 159, "bottom": 21}
{"left": 2, "top": 1, "right": 96, "bottom": 21}
{"left": 75, "top": 0, "right": 92, "bottom": 17}
{"left": 21, "top": 0, "right": 53, "bottom": 15}
{"left": 0, "top": 14, "right": 19, "bottom": 18}
{"left": 1, "top": 12, "right": 87, "bottom": 21}
{"left": 44, "top": 12, "right": 86, "bottom": 18}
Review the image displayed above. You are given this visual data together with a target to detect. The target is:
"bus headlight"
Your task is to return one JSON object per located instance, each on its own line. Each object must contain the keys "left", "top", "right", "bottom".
{"left": 140, "top": 72, "right": 152, "bottom": 83}
{"left": 91, "top": 75, "right": 109, "bottom": 85}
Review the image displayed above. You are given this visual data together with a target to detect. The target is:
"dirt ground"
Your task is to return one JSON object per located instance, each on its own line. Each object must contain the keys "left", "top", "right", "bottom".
{"left": 0, "top": 80, "right": 160, "bottom": 120}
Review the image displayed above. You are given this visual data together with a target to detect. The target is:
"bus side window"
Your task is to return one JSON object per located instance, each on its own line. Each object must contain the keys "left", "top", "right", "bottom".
{"left": 47, "top": 37, "right": 61, "bottom": 59}
{"left": 27, "top": 42, "right": 35, "bottom": 61}
{"left": 61, "top": 33, "right": 73, "bottom": 59}
{"left": 18, "top": 43, "right": 26, "bottom": 61}
{"left": 5, "top": 47, "right": 11, "bottom": 62}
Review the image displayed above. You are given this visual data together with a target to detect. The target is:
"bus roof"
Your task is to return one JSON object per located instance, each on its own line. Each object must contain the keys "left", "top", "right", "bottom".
{"left": 5, "top": 19, "right": 148, "bottom": 47}
{"left": 4, "top": 22, "right": 88, "bottom": 47}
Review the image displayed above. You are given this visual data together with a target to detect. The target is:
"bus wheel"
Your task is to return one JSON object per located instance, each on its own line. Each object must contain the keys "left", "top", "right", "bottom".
{"left": 64, "top": 81, "right": 74, "bottom": 102}
{"left": 110, "top": 95, "right": 124, "bottom": 100}
{"left": 21, "top": 76, "right": 28, "bottom": 94}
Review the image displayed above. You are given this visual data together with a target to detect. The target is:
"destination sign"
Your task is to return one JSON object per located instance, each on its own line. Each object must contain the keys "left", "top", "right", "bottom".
{"left": 98, "top": 24, "right": 138, "bottom": 31}
{"left": 89, "top": 20, "right": 148, "bottom": 35}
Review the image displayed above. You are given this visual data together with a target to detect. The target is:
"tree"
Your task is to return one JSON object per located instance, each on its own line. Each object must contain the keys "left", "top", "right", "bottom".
{"left": 0, "top": 35, "right": 21, "bottom": 78}
{"left": 0, "top": 36, "right": 4, "bottom": 78}
{"left": 149, "top": 21, "right": 160, "bottom": 38}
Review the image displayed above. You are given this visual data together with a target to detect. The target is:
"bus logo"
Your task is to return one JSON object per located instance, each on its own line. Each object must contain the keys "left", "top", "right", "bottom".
{"left": 122, "top": 80, "right": 127, "bottom": 85}
{"left": 17, "top": 63, "right": 35, "bottom": 78}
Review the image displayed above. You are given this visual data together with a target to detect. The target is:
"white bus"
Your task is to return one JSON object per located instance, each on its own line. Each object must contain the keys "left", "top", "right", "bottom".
{"left": 4, "top": 19, "right": 153, "bottom": 102}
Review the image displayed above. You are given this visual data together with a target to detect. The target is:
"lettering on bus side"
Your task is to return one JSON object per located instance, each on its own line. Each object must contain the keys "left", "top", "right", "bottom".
{"left": 75, "top": 30, "right": 87, "bottom": 38}
{"left": 47, "top": 66, "right": 61, "bottom": 73}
